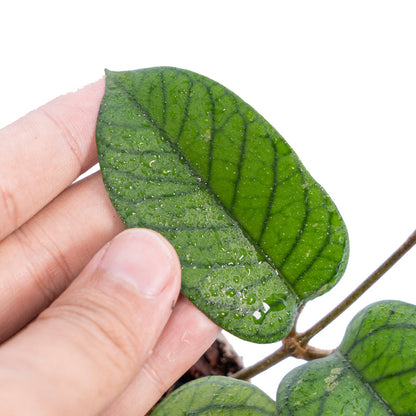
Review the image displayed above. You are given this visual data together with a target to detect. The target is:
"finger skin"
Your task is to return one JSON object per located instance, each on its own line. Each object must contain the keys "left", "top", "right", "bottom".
{"left": 102, "top": 295, "right": 220, "bottom": 416}
{"left": 0, "top": 172, "right": 124, "bottom": 342}
{"left": 0, "top": 80, "right": 104, "bottom": 240}
{"left": 0, "top": 229, "right": 182, "bottom": 416}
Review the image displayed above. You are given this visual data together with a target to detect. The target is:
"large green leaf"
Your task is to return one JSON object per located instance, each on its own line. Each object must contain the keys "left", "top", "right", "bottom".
{"left": 96, "top": 67, "right": 349, "bottom": 343}
{"left": 150, "top": 376, "right": 275, "bottom": 416}
{"left": 276, "top": 300, "right": 416, "bottom": 415}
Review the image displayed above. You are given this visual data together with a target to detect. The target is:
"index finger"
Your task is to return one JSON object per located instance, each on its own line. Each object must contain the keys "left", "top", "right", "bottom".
{"left": 0, "top": 80, "right": 104, "bottom": 240}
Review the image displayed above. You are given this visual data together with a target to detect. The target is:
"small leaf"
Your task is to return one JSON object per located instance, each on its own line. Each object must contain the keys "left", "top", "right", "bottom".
{"left": 276, "top": 300, "right": 416, "bottom": 415}
{"left": 96, "top": 67, "right": 349, "bottom": 342}
{"left": 150, "top": 376, "right": 276, "bottom": 415}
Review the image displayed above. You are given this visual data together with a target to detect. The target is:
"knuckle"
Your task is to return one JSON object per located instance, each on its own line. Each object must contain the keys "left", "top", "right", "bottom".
{"left": 39, "top": 107, "right": 84, "bottom": 173}
{"left": 0, "top": 181, "right": 19, "bottom": 238}
{"left": 13, "top": 226, "right": 73, "bottom": 305}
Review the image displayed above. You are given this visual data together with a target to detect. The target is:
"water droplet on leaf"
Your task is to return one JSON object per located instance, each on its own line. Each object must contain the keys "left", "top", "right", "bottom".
{"left": 265, "top": 293, "right": 287, "bottom": 312}
{"left": 226, "top": 288, "right": 236, "bottom": 297}
{"left": 252, "top": 310, "right": 266, "bottom": 324}
{"left": 246, "top": 296, "right": 256, "bottom": 305}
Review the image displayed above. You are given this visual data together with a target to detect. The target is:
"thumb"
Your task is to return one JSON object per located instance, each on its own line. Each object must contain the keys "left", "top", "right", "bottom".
{"left": 0, "top": 229, "right": 181, "bottom": 416}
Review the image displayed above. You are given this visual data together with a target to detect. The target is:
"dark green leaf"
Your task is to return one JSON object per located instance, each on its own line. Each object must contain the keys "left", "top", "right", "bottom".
{"left": 150, "top": 376, "right": 275, "bottom": 416}
{"left": 276, "top": 300, "right": 416, "bottom": 415}
{"left": 96, "top": 67, "right": 349, "bottom": 343}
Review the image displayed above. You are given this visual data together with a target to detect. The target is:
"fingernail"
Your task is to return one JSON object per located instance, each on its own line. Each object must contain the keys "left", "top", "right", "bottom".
{"left": 99, "top": 229, "right": 174, "bottom": 296}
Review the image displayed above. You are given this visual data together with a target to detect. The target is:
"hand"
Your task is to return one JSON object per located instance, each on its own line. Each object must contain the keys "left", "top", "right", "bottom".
{"left": 0, "top": 81, "right": 219, "bottom": 415}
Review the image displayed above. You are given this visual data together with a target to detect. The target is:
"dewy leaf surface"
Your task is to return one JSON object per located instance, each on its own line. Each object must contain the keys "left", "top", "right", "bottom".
{"left": 276, "top": 300, "right": 416, "bottom": 415}
{"left": 96, "top": 67, "right": 349, "bottom": 343}
{"left": 150, "top": 376, "right": 276, "bottom": 416}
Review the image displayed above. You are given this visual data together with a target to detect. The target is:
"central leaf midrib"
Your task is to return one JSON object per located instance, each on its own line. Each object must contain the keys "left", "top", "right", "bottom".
{"left": 111, "top": 75, "right": 300, "bottom": 301}
{"left": 336, "top": 350, "right": 394, "bottom": 415}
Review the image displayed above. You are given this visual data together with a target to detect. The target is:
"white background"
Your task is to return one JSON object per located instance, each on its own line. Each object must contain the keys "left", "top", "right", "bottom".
{"left": 1, "top": 0, "right": 416, "bottom": 399}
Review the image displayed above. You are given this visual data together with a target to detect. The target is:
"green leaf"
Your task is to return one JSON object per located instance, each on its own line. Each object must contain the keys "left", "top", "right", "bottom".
{"left": 276, "top": 300, "right": 416, "bottom": 415}
{"left": 150, "top": 376, "right": 276, "bottom": 416}
{"left": 96, "top": 67, "right": 349, "bottom": 343}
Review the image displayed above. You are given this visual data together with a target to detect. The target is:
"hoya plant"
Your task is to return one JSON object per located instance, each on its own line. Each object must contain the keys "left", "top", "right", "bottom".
{"left": 95, "top": 67, "right": 416, "bottom": 415}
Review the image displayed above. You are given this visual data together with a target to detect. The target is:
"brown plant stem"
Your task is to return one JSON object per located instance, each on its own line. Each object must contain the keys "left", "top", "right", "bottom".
{"left": 232, "top": 344, "right": 288, "bottom": 380}
{"left": 232, "top": 332, "right": 334, "bottom": 380}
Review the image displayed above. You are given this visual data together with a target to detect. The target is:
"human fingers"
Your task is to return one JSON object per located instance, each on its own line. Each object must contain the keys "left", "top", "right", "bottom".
{"left": 0, "top": 228, "right": 181, "bottom": 416}
{"left": 102, "top": 295, "right": 220, "bottom": 416}
{"left": 0, "top": 80, "right": 104, "bottom": 241}
{"left": 0, "top": 172, "right": 124, "bottom": 342}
